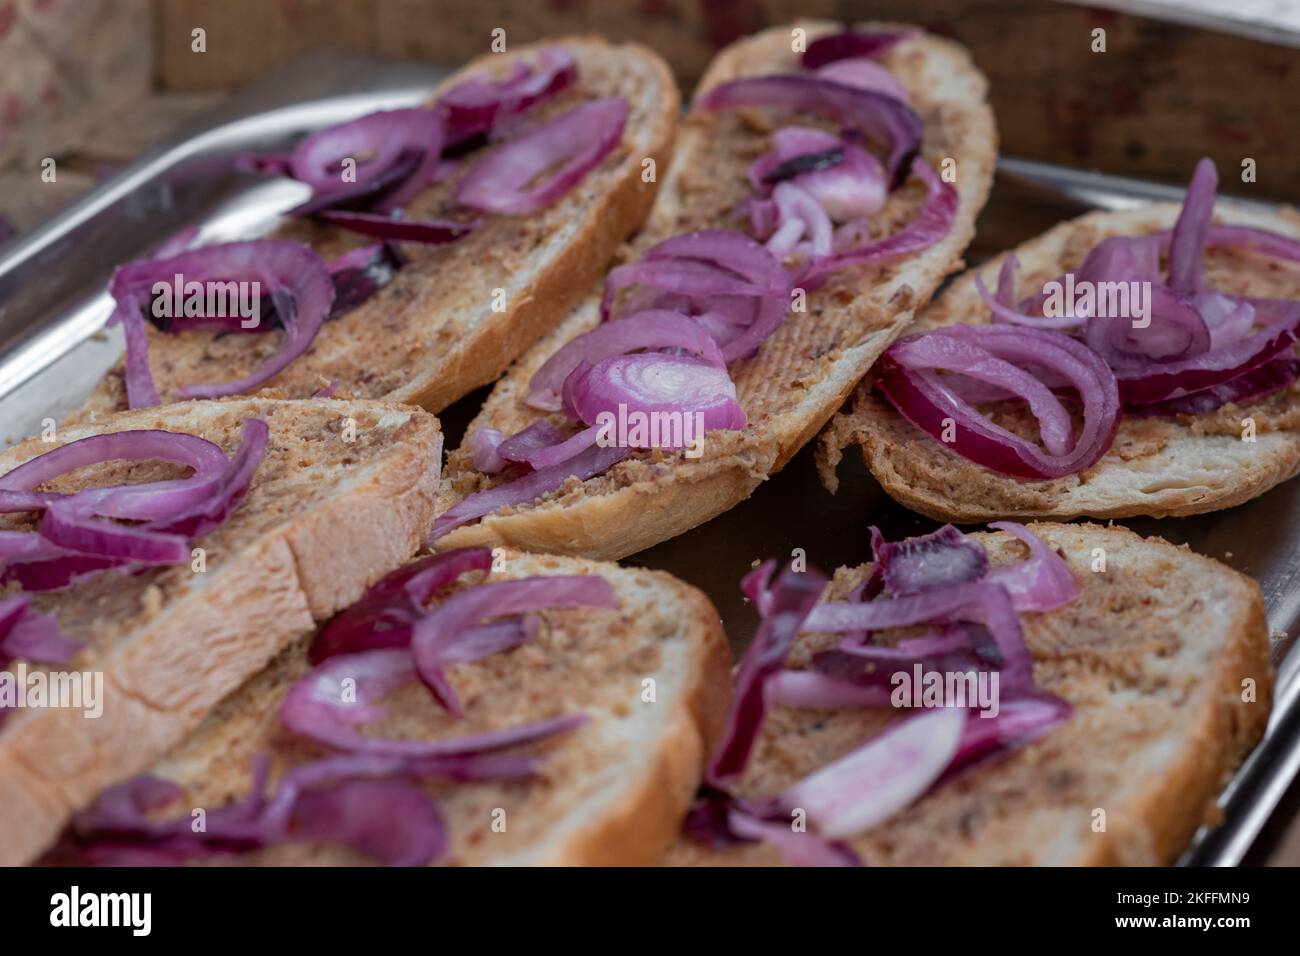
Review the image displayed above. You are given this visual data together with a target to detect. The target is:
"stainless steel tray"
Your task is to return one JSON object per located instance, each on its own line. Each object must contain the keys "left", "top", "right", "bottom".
{"left": 1, "top": 52, "right": 1295, "bottom": 868}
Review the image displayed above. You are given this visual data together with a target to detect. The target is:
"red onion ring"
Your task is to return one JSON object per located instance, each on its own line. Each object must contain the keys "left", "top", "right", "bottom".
{"left": 798, "top": 157, "right": 957, "bottom": 286}
{"left": 528, "top": 310, "right": 728, "bottom": 411}
{"left": 437, "top": 47, "right": 577, "bottom": 145}
{"left": 455, "top": 96, "right": 628, "bottom": 215}
{"left": 697, "top": 73, "right": 922, "bottom": 187}
{"left": 109, "top": 240, "right": 334, "bottom": 405}
{"left": 315, "top": 210, "right": 476, "bottom": 245}
{"left": 289, "top": 108, "right": 444, "bottom": 213}
{"left": 563, "top": 353, "right": 748, "bottom": 437}
{"left": 877, "top": 324, "right": 1120, "bottom": 479}
{"left": 801, "top": 29, "right": 914, "bottom": 69}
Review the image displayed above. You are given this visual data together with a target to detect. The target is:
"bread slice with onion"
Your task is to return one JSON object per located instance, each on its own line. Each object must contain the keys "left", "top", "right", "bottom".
{"left": 49, "top": 549, "right": 732, "bottom": 867}
{"left": 666, "top": 522, "right": 1271, "bottom": 866}
{"left": 820, "top": 199, "right": 1300, "bottom": 523}
{"left": 432, "top": 20, "right": 996, "bottom": 560}
{"left": 0, "top": 397, "right": 441, "bottom": 865}
{"left": 72, "top": 36, "right": 679, "bottom": 422}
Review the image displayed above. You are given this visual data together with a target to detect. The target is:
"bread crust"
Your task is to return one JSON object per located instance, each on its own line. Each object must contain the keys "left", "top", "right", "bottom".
{"left": 515, "top": 563, "right": 733, "bottom": 865}
{"left": 828, "top": 202, "right": 1300, "bottom": 522}
{"left": 73, "top": 36, "right": 679, "bottom": 421}
{"left": 0, "top": 398, "right": 442, "bottom": 865}
{"left": 50, "top": 551, "right": 733, "bottom": 867}
{"left": 666, "top": 523, "right": 1273, "bottom": 866}
{"left": 436, "top": 20, "right": 997, "bottom": 560}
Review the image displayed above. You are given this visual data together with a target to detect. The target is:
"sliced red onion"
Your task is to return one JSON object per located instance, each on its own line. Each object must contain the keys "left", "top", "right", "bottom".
{"left": 1115, "top": 310, "right": 1300, "bottom": 406}
{"left": 564, "top": 353, "right": 747, "bottom": 439}
{"left": 766, "top": 669, "right": 893, "bottom": 709}
{"left": 984, "top": 522, "right": 1079, "bottom": 612}
{"left": 892, "top": 333, "right": 1075, "bottom": 457}
{"left": 0, "top": 429, "right": 228, "bottom": 519}
{"left": 235, "top": 151, "right": 293, "bottom": 176}
{"left": 470, "top": 427, "right": 507, "bottom": 474}
{"left": 750, "top": 126, "right": 842, "bottom": 186}
{"left": 528, "top": 310, "right": 727, "bottom": 411}
{"left": 707, "top": 564, "right": 828, "bottom": 784}
{"left": 147, "top": 418, "right": 268, "bottom": 538}
{"left": 799, "top": 157, "right": 957, "bottom": 286}
{"left": 39, "top": 506, "right": 189, "bottom": 564}
{"left": 801, "top": 29, "right": 913, "bottom": 69}
{"left": 1195, "top": 291, "right": 1256, "bottom": 350}
{"left": 455, "top": 97, "right": 627, "bottom": 215}
{"left": 429, "top": 443, "right": 628, "bottom": 540}
{"left": 310, "top": 548, "right": 494, "bottom": 663}
{"left": 767, "top": 182, "right": 834, "bottom": 257}
{"left": 815, "top": 59, "right": 910, "bottom": 102}
{"left": 410, "top": 576, "right": 617, "bottom": 715}
{"left": 876, "top": 524, "right": 989, "bottom": 596}
{"left": 805, "top": 580, "right": 1034, "bottom": 688}
{"left": 109, "top": 240, "right": 334, "bottom": 405}
{"left": 495, "top": 419, "right": 568, "bottom": 462}
{"left": 727, "top": 810, "right": 862, "bottom": 866}
{"left": 315, "top": 210, "right": 476, "bottom": 245}
{"left": 328, "top": 242, "right": 406, "bottom": 318}
{"left": 947, "top": 692, "right": 1073, "bottom": 776}
{"left": 976, "top": 255, "right": 1082, "bottom": 331}
{"left": 285, "top": 777, "right": 446, "bottom": 867}
{"left": 603, "top": 230, "right": 792, "bottom": 363}
{"left": 437, "top": 47, "right": 577, "bottom": 145}
{"left": 0, "top": 595, "right": 79, "bottom": 666}
{"left": 749, "top": 126, "right": 887, "bottom": 223}
{"left": 1129, "top": 355, "right": 1300, "bottom": 416}
{"left": 781, "top": 706, "right": 966, "bottom": 839}
{"left": 282, "top": 646, "right": 588, "bottom": 756}
{"left": 289, "top": 108, "right": 444, "bottom": 213}
{"left": 698, "top": 74, "right": 922, "bottom": 186}
{"left": 1084, "top": 283, "right": 1210, "bottom": 370}
{"left": 877, "top": 324, "right": 1120, "bottom": 479}
{"left": 1200, "top": 223, "right": 1300, "bottom": 265}
{"left": 1167, "top": 157, "right": 1217, "bottom": 297}
{"left": 0, "top": 422, "right": 267, "bottom": 588}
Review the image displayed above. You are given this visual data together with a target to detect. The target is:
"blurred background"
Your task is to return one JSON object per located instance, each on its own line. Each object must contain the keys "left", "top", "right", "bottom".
{"left": 0, "top": 0, "right": 1298, "bottom": 238}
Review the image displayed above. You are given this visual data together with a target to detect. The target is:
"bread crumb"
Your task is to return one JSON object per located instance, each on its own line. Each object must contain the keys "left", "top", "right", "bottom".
{"left": 140, "top": 584, "right": 164, "bottom": 620}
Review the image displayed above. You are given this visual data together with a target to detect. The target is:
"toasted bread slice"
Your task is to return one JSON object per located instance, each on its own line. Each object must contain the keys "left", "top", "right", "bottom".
{"left": 72, "top": 36, "right": 679, "bottom": 422}
{"left": 67, "top": 550, "right": 733, "bottom": 866}
{"left": 667, "top": 522, "right": 1271, "bottom": 866}
{"left": 821, "top": 202, "right": 1300, "bottom": 523}
{"left": 0, "top": 397, "right": 442, "bottom": 865}
{"left": 434, "top": 20, "right": 997, "bottom": 560}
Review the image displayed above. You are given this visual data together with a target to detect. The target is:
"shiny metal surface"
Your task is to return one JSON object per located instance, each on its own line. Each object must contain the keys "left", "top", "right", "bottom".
{"left": 0, "top": 53, "right": 1294, "bottom": 866}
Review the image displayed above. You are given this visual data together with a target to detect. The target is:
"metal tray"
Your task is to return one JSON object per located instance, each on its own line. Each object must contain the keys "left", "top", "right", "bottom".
{"left": 1, "top": 52, "right": 1295, "bottom": 868}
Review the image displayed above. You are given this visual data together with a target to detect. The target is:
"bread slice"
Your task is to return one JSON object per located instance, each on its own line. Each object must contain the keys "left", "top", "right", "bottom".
{"left": 0, "top": 397, "right": 442, "bottom": 865}
{"left": 434, "top": 20, "right": 997, "bottom": 560}
{"left": 72, "top": 36, "right": 679, "bottom": 422}
{"left": 666, "top": 522, "right": 1272, "bottom": 866}
{"left": 821, "top": 202, "right": 1300, "bottom": 522}
{"left": 61, "top": 550, "right": 732, "bottom": 866}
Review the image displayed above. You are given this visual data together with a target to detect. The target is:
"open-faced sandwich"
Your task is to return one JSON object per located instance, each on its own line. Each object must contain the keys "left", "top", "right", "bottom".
{"left": 43, "top": 548, "right": 731, "bottom": 867}
{"left": 820, "top": 158, "right": 1300, "bottom": 522}
{"left": 667, "top": 522, "right": 1271, "bottom": 865}
{"left": 432, "top": 20, "right": 997, "bottom": 559}
{"left": 0, "top": 397, "right": 442, "bottom": 864}
{"left": 73, "top": 37, "right": 678, "bottom": 420}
